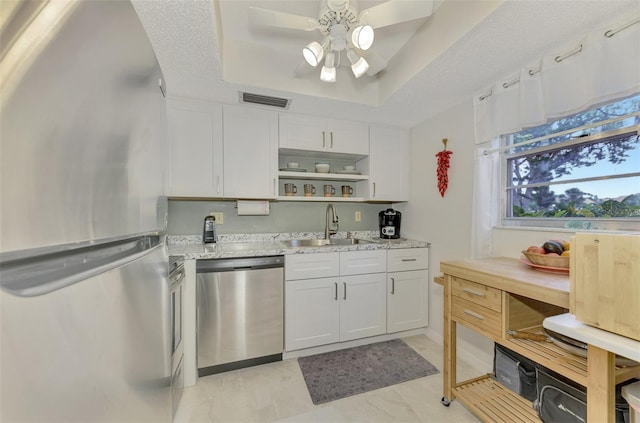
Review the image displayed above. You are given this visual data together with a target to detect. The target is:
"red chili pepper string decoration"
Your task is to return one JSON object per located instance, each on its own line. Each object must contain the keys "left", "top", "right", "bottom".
{"left": 435, "top": 138, "right": 452, "bottom": 197}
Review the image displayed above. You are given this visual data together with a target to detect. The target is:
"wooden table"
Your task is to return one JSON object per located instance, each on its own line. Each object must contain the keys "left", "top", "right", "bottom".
{"left": 439, "top": 257, "right": 640, "bottom": 422}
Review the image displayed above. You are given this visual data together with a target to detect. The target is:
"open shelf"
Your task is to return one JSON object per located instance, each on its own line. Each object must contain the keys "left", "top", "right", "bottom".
{"left": 454, "top": 375, "right": 540, "bottom": 422}
{"left": 276, "top": 196, "right": 365, "bottom": 202}
{"left": 278, "top": 171, "right": 369, "bottom": 182}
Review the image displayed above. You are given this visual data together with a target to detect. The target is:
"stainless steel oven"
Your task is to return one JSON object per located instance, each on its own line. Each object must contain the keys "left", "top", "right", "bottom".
{"left": 169, "top": 256, "right": 185, "bottom": 418}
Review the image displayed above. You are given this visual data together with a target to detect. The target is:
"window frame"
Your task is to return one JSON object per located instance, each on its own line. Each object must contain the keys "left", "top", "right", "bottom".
{"left": 499, "top": 107, "right": 640, "bottom": 232}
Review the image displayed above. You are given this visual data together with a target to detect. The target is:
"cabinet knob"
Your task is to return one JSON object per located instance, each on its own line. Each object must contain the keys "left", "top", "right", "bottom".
{"left": 330, "top": 132, "right": 334, "bottom": 148}
{"left": 391, "top": 277, "right": 395, "bottom": 294}
{"left": 343, "top": 282, "right": 347, "bottom": 300}
{"left": 322, "top": 131, "right": 326, "bottom": 148}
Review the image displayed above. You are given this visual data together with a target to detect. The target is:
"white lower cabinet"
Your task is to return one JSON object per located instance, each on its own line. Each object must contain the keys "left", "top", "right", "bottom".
{"left": 285, "top": 277, "right": 340, "bottom": 351}
{"left": 284, "top": 250, "right": 386, "bottom": 351}
{"left": 386, "top": 249, "right": 429, "bottom": 333}
{"left": 284, "top": 248, "right": 428, "bottom": 352}
{"left": 339, "top": 273, "right": 387, "bottom": 341}
{"left": 387, "top": 270, "right": 428, "bottom": 333}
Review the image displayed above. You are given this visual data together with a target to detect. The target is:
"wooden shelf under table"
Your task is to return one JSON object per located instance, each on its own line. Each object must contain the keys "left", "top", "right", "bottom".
{"left": 454, "top": 375, "right": 540, "bottom": 423}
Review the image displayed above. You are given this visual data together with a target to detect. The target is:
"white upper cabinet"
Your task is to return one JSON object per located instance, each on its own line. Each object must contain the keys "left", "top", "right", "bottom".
{"left": 279, "top": 113, "right": 369, "bottom": 156}
{"left": 360, "top": 125, "right": 410, "bottom": 202}
{"left": 167, "top": 99, "right": 223, "bottom": 197}
{"left": 222, "top": 105, "right": 278, "bottom": 199}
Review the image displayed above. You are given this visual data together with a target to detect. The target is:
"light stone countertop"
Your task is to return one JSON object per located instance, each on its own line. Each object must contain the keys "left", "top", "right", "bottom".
{"left": 168, "top": 231, "right": 430, "bottom": 260}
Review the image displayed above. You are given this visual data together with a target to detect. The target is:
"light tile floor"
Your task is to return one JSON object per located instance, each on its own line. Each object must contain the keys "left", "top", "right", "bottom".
{"left": 175, "top": 335, "right": 483, "bottom": 423}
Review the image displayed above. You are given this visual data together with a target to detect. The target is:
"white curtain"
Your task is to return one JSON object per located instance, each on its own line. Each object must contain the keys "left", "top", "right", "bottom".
{"left": 473, "top": 16, "right": 640, "bottom": 144}
{"left": 470, "top": 138, "right": 500, "bottom": 259}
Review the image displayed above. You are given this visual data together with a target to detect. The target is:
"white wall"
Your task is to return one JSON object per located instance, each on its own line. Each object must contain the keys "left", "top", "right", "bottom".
{"left": 399, "top": 99, "right": 599, "bottom": 372}
{"left": 397, "top": 99, "right": 493, "bottom": 371}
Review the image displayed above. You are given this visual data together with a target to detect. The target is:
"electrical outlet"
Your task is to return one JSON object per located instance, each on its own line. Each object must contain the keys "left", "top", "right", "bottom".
{"left": 210, "top": 212, "right": 224, "bottom": 224}
{"left": 355, "top": 211, "right": 361, "bottom": 222}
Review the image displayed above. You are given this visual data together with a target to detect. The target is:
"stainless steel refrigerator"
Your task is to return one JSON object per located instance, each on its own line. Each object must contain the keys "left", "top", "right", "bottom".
{"left": 0, "top": 1, "right": 170, "bottom": 421}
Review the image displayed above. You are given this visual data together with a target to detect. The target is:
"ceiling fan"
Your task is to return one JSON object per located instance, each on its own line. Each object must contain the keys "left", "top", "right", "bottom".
{"left": 248, "top": 0, "right": 434, "bottom": 82}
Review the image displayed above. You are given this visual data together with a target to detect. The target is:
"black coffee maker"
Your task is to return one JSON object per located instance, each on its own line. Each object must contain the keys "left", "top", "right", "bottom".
{"left": 378, "top": 208, "right": 401, "bottom": 239}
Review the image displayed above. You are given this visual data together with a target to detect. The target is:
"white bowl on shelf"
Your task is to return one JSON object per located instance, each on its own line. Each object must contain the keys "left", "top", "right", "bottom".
{"left": 315, "top": 163, "right": 330, "bottom": 173}
{"left": 343, "top": 165, "right": 355, "bottom": 171}
{"left": 287, "top": 162, "right": 300, "bottom": 168}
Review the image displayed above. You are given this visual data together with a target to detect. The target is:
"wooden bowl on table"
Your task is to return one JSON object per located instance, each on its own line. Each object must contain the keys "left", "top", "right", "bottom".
{"left": 521, "top": 251, "right": 569, "bottom": 269}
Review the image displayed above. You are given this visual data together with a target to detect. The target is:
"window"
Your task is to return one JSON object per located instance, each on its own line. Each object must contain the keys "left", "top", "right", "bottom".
{"left": 501, "top": 94, "right": 640, "bottom": 230}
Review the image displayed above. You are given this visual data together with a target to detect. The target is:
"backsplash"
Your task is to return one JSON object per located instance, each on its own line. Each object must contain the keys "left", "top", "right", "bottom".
{"left": 168, "top": 200, "right": 387, "bottom": 235}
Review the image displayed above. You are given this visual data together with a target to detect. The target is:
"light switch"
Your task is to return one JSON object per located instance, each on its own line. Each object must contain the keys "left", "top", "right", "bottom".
{"left": 355, "top": 211, "right": 361, "bottom": 222}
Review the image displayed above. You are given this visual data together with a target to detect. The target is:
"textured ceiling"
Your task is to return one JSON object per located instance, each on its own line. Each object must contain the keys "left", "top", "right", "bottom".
{"left": 132, "top": 0, "right": 639, "bottom": 129}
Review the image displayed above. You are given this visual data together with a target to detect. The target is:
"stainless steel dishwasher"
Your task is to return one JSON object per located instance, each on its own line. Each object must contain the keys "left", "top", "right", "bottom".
{"left": 196, "top": 256, "right": 284, "bottom": 377}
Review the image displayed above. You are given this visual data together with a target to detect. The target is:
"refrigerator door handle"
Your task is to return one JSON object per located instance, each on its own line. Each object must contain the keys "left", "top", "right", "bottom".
{"left": 0, "top": 235, "right": 163, "bottom": 297}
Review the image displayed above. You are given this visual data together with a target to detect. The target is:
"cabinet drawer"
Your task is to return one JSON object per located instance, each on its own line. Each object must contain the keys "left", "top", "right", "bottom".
{"left": 340, "top": 250, "right": 386, "bottom": 276}
{"left": 452, "top": 297, "right": 502, "bottom": 339}
{"left": 387, "top": 248, "right": 428, "bottom": 272}
{"left": 285, "top": 252, "right": 340, "bottom": 280}
{"left": 452, "top": 277, "right": 501, "bottom": 313}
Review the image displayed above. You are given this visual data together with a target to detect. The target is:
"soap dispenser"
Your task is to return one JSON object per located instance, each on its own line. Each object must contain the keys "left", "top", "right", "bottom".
{"left": 203, "top": 215, "right": 217, "bottom": 244}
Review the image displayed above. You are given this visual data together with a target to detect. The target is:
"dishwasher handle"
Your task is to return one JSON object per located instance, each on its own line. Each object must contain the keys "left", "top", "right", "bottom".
{"left": 196, "top": 256, "right": 284, "bottom": 273}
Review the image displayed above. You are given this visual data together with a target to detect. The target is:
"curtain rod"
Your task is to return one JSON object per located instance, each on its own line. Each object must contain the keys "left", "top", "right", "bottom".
{"left": 482, "top": 116, "right": 640, "bottom": 156}
{"left": 478, "top": 16, "right": 640, "bottom": 102}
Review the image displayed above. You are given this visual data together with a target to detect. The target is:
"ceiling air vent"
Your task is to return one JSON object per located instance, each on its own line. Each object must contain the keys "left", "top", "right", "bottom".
{"left": 240, "top": 92, "right": 291, "bottom": 109}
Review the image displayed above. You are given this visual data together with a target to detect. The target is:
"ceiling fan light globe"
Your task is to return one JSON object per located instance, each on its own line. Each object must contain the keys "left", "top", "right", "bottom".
{"left": 352, "top": 25, "right": 374, "bottom": 51}
{"left": 320, "top": 65, "right": 336, "bottom": 82}
{"left": 303, "top": 41, "right": 324, "bottom": 67}
{"left": 351, "top": 57, "right": 369, "bottom": 78}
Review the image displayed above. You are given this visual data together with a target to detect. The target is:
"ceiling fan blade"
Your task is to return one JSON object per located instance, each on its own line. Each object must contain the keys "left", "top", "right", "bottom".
{"left": 359, "top": 0, "right": 434, "bottom": 29}
{"left": 248, "top": 7, "right": 320, "bottom": 32}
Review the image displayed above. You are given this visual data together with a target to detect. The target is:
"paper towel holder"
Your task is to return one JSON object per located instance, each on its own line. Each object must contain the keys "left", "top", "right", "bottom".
{"left": 235, "top": 200, "right": 271, "bottom": 215}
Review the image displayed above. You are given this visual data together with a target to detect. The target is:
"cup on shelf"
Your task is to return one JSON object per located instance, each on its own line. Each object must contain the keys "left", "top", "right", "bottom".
{"left": 284, "top": 183, "right": 297, "bottom": 196}
{"left": 341, "top": 185, "right": 354, "bottom": 197}
{"left": 287, "top": 162, "right": 300, "bottom": 168}
{"left": 323, "top": 184, "right": 335, "bottom": 197}
{"left": 304, "top": 184, "right": 316, "bottom": 196}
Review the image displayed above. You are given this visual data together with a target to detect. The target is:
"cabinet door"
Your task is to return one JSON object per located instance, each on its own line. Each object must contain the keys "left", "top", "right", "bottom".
{"left": 285, "top": 278, "right": 340, "bottom": 351}
{"left": 340, "top": 273, "right": 387, "bottom": 341}
{"left": 368, "top": 125, "right": 409, "bottom": 201}
{"left": 387, "top": 270, "right": 428, "bottom": 333}
{"left": 223, "top": 106, "right": 278, "bottom": 198}
{"left": 326, "top": 119, "right": 369, "bottom": 156}
{"left": 167, "top": 100, "right": 223, "bottom": 197}
{"left": 279, "top": 113, "right": 326, "bottom": 153}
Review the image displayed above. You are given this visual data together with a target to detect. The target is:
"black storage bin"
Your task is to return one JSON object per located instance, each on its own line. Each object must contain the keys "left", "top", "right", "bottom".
{"left": 493, "top": 343, "right": 537, "bottom": 402}
{"left": 534, "top": 364, "right": 634, "bottom": 423}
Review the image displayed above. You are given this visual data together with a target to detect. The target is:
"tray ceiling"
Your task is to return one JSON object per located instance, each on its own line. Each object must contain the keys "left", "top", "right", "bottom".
{"left": 133, "top": 0, "right": 639, "bottom": 128}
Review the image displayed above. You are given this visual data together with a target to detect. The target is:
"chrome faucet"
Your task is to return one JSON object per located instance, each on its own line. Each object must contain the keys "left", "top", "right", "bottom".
{"left": 324, "top": 203, "right": 339, "bottom": 239}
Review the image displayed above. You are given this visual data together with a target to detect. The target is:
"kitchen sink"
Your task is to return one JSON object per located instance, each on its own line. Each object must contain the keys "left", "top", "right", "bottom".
{"left": 282, "top": 238, "right": 372, "bottom": 247}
